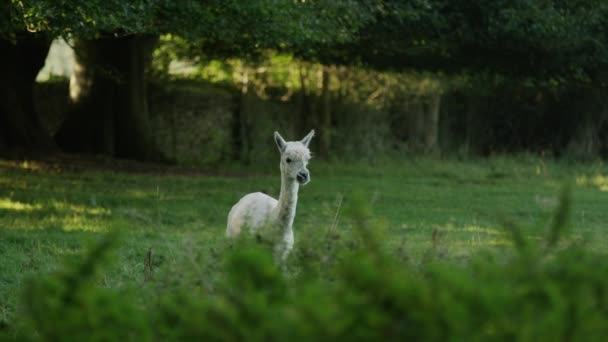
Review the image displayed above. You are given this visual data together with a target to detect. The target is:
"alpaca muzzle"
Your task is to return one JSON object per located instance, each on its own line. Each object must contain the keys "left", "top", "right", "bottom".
{"left": 296, "top": 171, "right": 310, "bottom": 185}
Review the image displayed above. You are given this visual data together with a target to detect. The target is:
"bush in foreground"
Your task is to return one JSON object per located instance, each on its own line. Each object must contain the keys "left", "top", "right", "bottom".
{"left": 5, "top": 189, "right": 608, "bottom": 341}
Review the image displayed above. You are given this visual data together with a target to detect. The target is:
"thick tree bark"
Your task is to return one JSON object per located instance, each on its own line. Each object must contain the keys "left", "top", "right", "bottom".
{"left": 0, "top": 33, "right": 55, "bottom": 152}
{"left": 55, "top": 35, "right": 166, "bottom": 162}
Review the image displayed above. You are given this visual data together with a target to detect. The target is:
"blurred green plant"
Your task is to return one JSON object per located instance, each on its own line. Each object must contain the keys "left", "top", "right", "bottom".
{"left": 18, "top": 232, "right": 151, "bottom": 341}
{"left": 7, "top": 187, "right": 608, "bottom": 341}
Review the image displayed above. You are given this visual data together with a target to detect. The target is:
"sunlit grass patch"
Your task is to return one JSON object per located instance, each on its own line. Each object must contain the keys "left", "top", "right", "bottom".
{"left": 125, "top": 189, "right": 150, "bottom": 199}
{"left": 442, "top": 224, "right": 504, "bottom": 236}
{"left": 431, "top": 224, "right": 512, "bottom": 256}
{"left": 48, "top": 201, "right": 110, "bottom": 216}
{"left": 0, "top": 198, "right": 42, "bottom": 212}
{"left": 1, "top": 215, "right": 107, "bottom": 232}
{"left": 53, "top": 215, "right": 108, "bottom": 232}
{"left": 576, "top": 174, "right": 608, "bottom": 192}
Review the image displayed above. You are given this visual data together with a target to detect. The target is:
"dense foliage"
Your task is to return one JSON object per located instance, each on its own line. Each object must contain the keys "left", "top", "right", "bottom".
{"left": 321, "top": 0, "right": 608, "bottom": 85}
{"left": 2, "top": 0, "right": 372, "bottom": 53}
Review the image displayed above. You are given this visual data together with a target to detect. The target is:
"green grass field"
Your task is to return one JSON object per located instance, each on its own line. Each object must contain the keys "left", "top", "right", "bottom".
{"left": 1, "top": 156, "right": 607, "bottom": 327}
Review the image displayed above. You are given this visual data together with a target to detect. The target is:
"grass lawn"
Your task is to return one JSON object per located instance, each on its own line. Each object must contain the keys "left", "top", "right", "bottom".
{"left": 1, "top": 156, "right": 607, "bottom": 325}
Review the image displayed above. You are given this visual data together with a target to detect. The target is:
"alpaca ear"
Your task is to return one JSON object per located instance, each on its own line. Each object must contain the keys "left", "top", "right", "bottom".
{"left": 301, "top": 129, "right": 315, "bottom": 147}
{"left": 274, "top": 131, "right": 287, "bottom": 153}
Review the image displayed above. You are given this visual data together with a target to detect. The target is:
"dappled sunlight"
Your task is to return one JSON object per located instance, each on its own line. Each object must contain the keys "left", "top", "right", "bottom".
{"left": 49, "top": 201, "right": 110, "bottom": 216}
{"left": 2, "top": 214, "right": 108, "bottom": 232}
{"left": 0, "top": 198, "right": 42, "bottom": 212}
{"left": 58, "top": 215, "right": 107, "bottom": 232}
{"left": 1, "top": 198, "right": 110, "bottom": 232}
{"left": 441, "top": 224, "right": 504, "bottom": 236}
{"left": 125, "top": 189, "right": 150, "bottom": 199}
{"left": 433, "top": 224, "right": 512, "bottom": 251}
{"left": 576, "top": 175, "right": 608, "bottom": 192}
{"left": 0, "top": 198, "right": 109, "bottom": 216}
{"left": 0, "top": 159, "right": 48, "bottom": 172}
{"left": 465, "top": 237, "right": 511, "bottom": 247}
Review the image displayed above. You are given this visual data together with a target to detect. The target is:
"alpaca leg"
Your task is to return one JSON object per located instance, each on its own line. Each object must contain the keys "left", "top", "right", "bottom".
{"left": 274, "top": 243, "right": 292, "bottom": 262}
{"left": 273, "top": 230, "right": 294, "bottom": 262}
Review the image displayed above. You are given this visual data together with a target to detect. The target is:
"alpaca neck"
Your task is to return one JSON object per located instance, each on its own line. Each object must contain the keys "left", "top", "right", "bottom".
{"left": 274, "top": 173, "right": 299, "bottom": 232}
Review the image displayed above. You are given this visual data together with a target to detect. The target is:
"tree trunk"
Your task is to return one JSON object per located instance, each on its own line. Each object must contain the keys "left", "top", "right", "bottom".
{"left": 407, "top": 93, "right": 441, "bottom": 155}
{"left": 296, "top": 64, "right": 311, "bottom": 135}
{"left": 0, "top": 33, "right": 55, "bottom": 152}
{"left": 55, "top": 35, "right": 165, "bottom": 162}
{"left": 232, "top": 69, "right": 251, "bottom": 163}
{"left": 565, "top": 92, "right": 603, "bottom": 160}
{"left": 422, "top": 93, "right": 441, "bottom": 154}
{"left": 407, "top": 100, "right": 425, "bottom": 152}
{"left": 318, "top": 66, "right": 332, "bottom": 157}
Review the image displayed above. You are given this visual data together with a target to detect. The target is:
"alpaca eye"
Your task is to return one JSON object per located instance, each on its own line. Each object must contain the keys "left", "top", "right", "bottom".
{"left": 286, "top": 158, "right": 292, "bottom": 163}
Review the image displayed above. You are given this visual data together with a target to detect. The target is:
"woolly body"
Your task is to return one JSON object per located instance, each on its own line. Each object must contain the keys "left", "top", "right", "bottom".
{"left": 226, "top": 130, "right": 314, "bottom": 260}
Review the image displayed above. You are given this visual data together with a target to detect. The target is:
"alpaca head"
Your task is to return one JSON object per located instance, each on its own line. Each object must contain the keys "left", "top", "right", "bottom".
{"left": 274, "top": 130, "right": 315, "bottom": 185}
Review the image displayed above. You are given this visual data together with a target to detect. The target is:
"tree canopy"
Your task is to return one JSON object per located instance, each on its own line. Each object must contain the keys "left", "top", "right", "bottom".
{"left": 311, "top": 1, "right": 608, "bottom": 85}
{"left": 8, "top": 0, "right": 607, "bottom": 83}
{"left": 2, "top": 0, "right": 374, "bottom": 55}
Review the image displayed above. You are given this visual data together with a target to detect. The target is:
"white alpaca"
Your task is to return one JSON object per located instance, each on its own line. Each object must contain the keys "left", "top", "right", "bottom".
{"left": 226, "top": 130, "right": 315, "bottom": 260}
